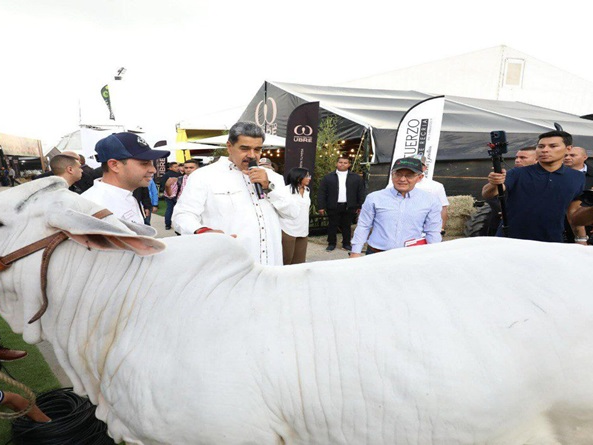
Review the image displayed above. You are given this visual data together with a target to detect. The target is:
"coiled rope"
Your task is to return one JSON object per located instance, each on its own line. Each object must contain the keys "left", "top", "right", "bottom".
{"left": 8, "top": 388, "right": 115, "bottom": 445}
{"left": 0, "top": 370, "right": 36, "bottom": 420}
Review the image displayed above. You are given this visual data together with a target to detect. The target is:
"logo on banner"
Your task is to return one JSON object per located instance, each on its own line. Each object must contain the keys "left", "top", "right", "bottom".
{"left": 293, "top": 125, "right": 313, "bottom": 142}
{"left": 403, "top": 119, "right": 429, "bottom": 157}
{"left": 387, "top": 95, "right": 444, "bottom": 185}
{"left": 255, "top": 98, "right": 278, "bottom": 134}
{"left": 155, "top": 158, "right": 167, "bottom": 179}
{"left": 100, "top": 84, "right": 115, "bottom": 121}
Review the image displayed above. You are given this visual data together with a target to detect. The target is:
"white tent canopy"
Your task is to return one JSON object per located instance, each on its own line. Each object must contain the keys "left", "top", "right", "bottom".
{"left": 55, "top": 125, "right": 127, "bottom": 167}
{"left": 196, "top": 133, "right": 286, "bottom": 147}
{"left": 168, "top": 141, "right": 219, "bottom": 151}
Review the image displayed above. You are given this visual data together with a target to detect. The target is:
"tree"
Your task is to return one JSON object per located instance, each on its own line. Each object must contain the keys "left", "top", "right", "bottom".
{"left": 311, "top": 115, "right": 342, "bottom": 213}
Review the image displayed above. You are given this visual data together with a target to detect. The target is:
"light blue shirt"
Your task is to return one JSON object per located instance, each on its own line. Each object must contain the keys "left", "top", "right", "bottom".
{"left": 148, "top": 179, "right": 159, "bottom": 206}
{"left": 351, "top": 186, "right": 442, "bottom": 253}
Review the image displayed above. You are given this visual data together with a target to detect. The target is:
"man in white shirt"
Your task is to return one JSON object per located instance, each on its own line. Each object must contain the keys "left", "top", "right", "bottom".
{"left": 413, "top": 155, "right": 449, "bottom": 235}
{"left": 173, "top": 121, "right": 298, "bottom": 266}
{"left": 82, "top": 132, "right": 170, "bottom": 224}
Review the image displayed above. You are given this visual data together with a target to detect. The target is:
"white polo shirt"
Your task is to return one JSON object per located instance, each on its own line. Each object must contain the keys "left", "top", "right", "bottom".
{"left": 82, "top": 179, "right": 144, "bottom": 224}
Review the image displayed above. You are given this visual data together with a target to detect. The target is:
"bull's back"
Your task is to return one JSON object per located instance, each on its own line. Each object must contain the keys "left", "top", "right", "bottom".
{"left": 255, "top": 238, "right": 593, "bottom": 444}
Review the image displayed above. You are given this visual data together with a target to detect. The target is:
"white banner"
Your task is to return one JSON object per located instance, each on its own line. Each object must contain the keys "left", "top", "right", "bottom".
{"left": 387, "top": 96, "right": 445, "bottom": 185}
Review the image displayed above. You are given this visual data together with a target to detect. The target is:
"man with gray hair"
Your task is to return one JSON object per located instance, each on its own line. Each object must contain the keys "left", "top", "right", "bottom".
{"left": 564, "top": 146, "right": 593, "bottom": 189}
{"left": 173, "top": 121, "right": 298, "bottom": 265}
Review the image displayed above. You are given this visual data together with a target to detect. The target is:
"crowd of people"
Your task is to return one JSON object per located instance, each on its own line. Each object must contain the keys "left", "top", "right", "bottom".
{"left": 483, "top": 130, "right": 590, "bottom": 243}
{"left": 3, "top": 124, "right": 593, "bottom": 268}
{"left": 3, "top": 123, "right": 593, "bottom": 422}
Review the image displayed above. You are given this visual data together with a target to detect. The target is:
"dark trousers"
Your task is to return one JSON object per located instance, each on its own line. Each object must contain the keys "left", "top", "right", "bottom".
{"left": 164, "top": 197, "right": 176, "bottom": 228}
{"left": 327, "top": 204, "right": 355, "bottom": 246}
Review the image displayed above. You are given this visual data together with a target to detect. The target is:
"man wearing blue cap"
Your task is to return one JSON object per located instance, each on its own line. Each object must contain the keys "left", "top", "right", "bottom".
{"left": 82, "top": 132, "right": 170, "bottom": 224}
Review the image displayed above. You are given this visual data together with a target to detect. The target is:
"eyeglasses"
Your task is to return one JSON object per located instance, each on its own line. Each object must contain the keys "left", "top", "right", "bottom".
{"left": 392, "top": 171, "right": 420, "bottom": 180}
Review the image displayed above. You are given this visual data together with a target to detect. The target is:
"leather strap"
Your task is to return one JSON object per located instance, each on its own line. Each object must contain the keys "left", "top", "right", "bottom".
{"left": 28, "top": 232, "right": 69, "bottom": 324}
{"left": 0, "top": 209, "right": 113, "bottom": 270}
{"left": 0, "top": 233, "right": 61, "bottom": 271}
{"left": 0, "top": 209, "right": 113, "bottom": 324}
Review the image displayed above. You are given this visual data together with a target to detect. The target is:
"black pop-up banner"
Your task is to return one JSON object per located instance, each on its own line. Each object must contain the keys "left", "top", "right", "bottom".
{"left": 284, "top": 101, "right": 320, "bottom": 177}
{"left": 101, "top": 85, "right": 115, "bottom": 120}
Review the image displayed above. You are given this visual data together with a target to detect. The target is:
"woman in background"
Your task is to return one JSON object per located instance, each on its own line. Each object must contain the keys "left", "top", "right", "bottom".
{"left": 280, "top": 168, "right": 311, "bottom": 265}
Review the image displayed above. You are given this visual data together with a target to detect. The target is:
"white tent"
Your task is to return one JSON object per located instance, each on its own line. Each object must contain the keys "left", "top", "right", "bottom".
{"left": 55, "top": 125, "right": 126, "bottom": 168}
{"left": 196, "top": 133, "right": 286, "bottom": 147}
{"left": 168, "top": 141, "right": 220, "bottom": 151}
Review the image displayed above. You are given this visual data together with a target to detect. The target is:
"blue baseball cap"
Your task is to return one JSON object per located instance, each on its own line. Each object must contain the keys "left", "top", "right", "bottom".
{"left": 95, "top": 132, "right": 170, "bottom": 163}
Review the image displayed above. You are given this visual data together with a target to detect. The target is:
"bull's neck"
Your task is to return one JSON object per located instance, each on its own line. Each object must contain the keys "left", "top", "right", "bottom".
{"left": 41, "top": 241, "right": 145, "bottom": 393}
{"left": 46, "top": 240, "right": 142, "bottom": 331}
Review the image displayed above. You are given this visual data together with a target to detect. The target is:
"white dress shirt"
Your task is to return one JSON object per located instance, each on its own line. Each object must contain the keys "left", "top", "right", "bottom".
{"left": 279, "top": 185, "right": 311, "bottom": 237}
{"left": 336, "top": 170, "right": 348, "bottom": 203}
{"left": 172, "top": 157, "right": 298, "bottom": 266}
{"left": 81, "top": 179, "right": 144, "bottom": 224}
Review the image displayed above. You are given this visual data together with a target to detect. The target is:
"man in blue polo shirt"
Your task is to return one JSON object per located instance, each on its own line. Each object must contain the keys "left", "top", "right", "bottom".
{"left": 482, "top": 130, "right": 585, "bottom": 243}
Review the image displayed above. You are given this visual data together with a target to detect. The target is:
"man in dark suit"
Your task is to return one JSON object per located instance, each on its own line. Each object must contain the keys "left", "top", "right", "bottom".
{"left": 318, "top": 156, "right": 365, "bottom": 251}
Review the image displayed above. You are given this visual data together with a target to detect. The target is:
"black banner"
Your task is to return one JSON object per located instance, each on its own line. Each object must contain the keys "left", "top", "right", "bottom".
{"left": 101, "top": 85, "right": 115, "bottom": 120}
{"left": 284, "top": 102, "right": 319, "bottom": 177}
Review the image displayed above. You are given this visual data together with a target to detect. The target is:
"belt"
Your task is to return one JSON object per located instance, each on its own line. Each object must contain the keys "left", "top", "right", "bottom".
{"left": 367, "top": 245, "right": 384, "bottom": 253}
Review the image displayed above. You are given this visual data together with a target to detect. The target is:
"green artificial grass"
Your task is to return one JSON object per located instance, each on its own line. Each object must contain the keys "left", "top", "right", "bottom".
{"left": 0, "top": 317, "right": 61, "bottom": 443}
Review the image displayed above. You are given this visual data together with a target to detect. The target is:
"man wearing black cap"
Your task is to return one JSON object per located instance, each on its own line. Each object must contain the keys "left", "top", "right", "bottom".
{"left": 82, "top": 132, "right": 170, "bottom": 224}
{"left": 350, "top": 157, "right": 442, "bottom": 257}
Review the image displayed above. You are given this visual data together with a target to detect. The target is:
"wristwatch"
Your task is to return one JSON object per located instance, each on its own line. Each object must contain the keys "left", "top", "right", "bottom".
{"left": 264, "top": 182, "right": 275, "bottom": 193}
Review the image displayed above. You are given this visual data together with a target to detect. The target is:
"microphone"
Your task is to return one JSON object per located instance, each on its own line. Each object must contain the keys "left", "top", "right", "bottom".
{"left": 248, "top": 159, "right": 265, "bottom": 199}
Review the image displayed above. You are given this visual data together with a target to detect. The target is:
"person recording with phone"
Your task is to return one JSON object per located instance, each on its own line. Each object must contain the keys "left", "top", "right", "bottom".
{"left": 482, "top": 130, "right": 585, "bottom": 243}
{"left": 172, "top": 121, "right": 298, "bottom": 265}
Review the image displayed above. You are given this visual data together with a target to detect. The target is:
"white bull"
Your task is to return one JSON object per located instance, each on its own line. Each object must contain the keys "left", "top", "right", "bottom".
{"left": 1, "top": 177, "right": 593, "bottom": 445}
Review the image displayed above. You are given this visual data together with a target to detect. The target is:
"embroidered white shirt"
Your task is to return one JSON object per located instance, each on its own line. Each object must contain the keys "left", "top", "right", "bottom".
{"left": 172, "top": 157, "right": 298, "bottom": 265}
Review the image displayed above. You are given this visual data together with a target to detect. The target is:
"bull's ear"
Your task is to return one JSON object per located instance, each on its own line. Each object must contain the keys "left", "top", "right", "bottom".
{"left": 117, "top": 219, "right": 158, "bottom": 237}
{"left": 47, "top": 208, "right": 165, "bottom": 256}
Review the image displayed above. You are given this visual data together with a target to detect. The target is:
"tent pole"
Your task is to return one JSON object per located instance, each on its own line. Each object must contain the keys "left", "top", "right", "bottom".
{"left": 362, "top": 128, "right": 370, "bottom": 189}
{"left": 264, "top": 81, "right": 268, "bottom": 133}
